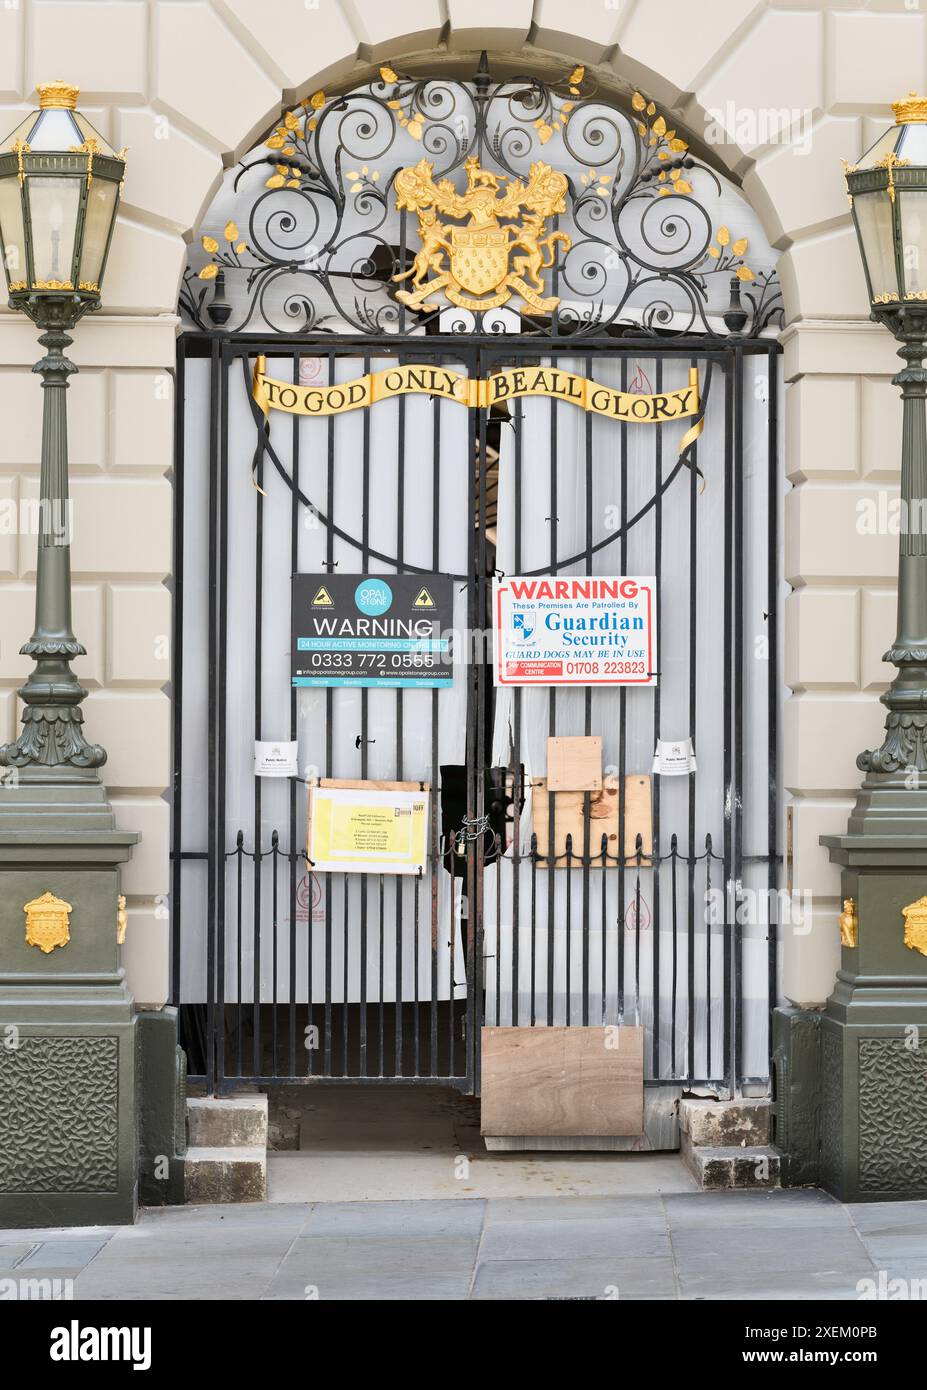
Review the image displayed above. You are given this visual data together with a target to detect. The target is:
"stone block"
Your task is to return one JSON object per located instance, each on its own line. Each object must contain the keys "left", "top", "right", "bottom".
{"left": 107, "top": 585, "right": 171, "bottom": 684}
{"left": 785, "top": 375, "right": 859, "bottom": 483}
{"left": 785, "top": 586, "right": 859, "bottom": 690}
{"left": 110, "top": 371, "right": 174, "bottom": 473}
{"left": 29, "top": 1, "right": 148, "bottom": 102}
{"left": 187, "top": 1096, "right": 268, "bottom": 1148}
{"left": 183, "top": 1147, "right": 267, "bottom": 1203}
{"left": 679, "top": 1097, "right": 771, "bottom": 1147}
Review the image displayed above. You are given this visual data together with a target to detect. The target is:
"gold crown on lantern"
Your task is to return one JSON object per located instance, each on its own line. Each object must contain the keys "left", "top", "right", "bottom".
{"left": 893, "top": 92, "right": 927, "bottom": 125}
{"left": 37, "top": 80, "right": 79, "bottom": 110}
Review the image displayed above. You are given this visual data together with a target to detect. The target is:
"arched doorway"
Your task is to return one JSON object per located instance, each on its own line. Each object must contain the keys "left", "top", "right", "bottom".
{"left": 171, "top": 53, "right": 783, "bottom": 1121}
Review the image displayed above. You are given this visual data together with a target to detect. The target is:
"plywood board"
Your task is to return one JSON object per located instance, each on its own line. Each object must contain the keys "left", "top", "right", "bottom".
{"left": 480, "top": 1026, "right": 644, "bottom": 1136}
{"left": 531, "top": 773, "right": 652, "bottom": 865}
{"left": 547, "top": 735, "right": 602, "bottom": 792}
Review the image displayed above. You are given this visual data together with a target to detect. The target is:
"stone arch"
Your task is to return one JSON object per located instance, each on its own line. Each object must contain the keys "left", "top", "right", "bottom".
{"left": 91, "top": 1, "right": 866, "bottom": 327}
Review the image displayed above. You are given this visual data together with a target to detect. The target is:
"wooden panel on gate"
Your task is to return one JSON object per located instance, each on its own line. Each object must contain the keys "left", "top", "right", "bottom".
{"left": 530, "top": 773, "right": 652, "bottom": 865}
{"left": 480, "top": 1026, "right": 644, "bottom": 1136}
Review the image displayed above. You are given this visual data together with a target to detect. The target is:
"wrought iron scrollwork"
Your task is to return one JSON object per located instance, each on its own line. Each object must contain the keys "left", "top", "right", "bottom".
{"left": 180, "top": 54, "right": 782, "bottom": 339}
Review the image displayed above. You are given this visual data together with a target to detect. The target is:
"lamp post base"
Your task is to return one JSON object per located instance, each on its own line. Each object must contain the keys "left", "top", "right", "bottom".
{"left": 0, "top": 789, "right": 140, "bottom": 1226}
{"left": 818, "top": 829, "right": 927, "bottom": 1202}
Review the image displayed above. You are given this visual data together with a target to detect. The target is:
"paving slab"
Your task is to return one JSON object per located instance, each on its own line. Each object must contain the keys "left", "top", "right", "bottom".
{"left": 0, "top": 1270, "right": 79, "bottom": 1298}
{"left": 676, "top": 1268, "right": 875, "bottom": 1301}
{"left": 76, "top": 1253, "right": 290, "bottom": 1301}
{"left": 670, "top": 1225, "right": 875, "bottom": 1274}
{"left": 663, "top": 1188, "right": 850, "bottom": 1230}
{"left": 302, "top": 1199, "right": 485, "bottom": 1238}
{"left": 134, "top": 1201, "right": 311, "bottom": 1231}
{"left": 851, "top": 1201, "right": 927, "bottom": 1233}
{"left": 16, "top": 1238, "right": 108, "bottom": 1269}
{"left": 480, "top": 1215, "right": 671, "bottom": 1262}
{"left": 471, "top": 1255, "right": 676, "bottom": 1300}
{"left": 268, "top": 1233, "right": 478, "bottom": 1300}
{"left": 0, "top": 1226, "right": 114, "bottom": 1244}
{"left": 483, "top": 1195, "right": 665, "bottom": 1223}
{"left": 0, "top": 1244, "right": 36, "bottom": 1269}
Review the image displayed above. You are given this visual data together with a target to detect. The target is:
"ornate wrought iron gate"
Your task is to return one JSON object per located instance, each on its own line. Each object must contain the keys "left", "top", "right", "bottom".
{"left": 171, "top": 330, "right": 781, "bottom": 1096}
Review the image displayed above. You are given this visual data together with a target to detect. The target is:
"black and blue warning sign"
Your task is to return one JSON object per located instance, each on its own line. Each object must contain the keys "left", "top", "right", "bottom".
{"left": 292, "top": 573, "right": 454, "bottom": 689}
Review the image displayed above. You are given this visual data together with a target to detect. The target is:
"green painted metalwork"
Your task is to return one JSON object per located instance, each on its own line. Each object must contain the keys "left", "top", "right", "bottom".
{"left": 817, "top": 112, "right": 927, "bottom": 1202}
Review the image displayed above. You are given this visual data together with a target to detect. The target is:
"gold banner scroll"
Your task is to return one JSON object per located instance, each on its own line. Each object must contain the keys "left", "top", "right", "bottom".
{"left": 252, "top": 359, "right": 702, "bottom": 454}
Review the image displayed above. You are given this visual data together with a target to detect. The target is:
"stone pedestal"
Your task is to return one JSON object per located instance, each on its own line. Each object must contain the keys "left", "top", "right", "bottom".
{"left": 0, "top": 779, "right": 139, "bottom": 1227}
{"left": 819, "top": 833, "right": 927, "bottom": 1203}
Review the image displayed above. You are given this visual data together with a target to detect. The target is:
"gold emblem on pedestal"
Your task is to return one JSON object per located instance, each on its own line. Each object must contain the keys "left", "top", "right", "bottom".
{"left": 392, "top": 155, "right": 571, "bottom": 314}
{"left": 902, "top": 895, "right": 927, "bottom": 957}
{"left": 838, "top": 898, "right": 858, "bottom": 948}
{"left": 116, "top": 894, "right": 127, "bottom": 945}
{"left": 24, "top": 890, "right": 73, "bottom": 954}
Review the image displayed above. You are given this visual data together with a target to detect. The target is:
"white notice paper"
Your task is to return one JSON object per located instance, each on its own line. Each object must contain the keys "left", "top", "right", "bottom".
{"left": 254, "top": 740, "right": 299, "bottom": 777}
{"left": 652, "top": 738, "right": 697, "bottom": 776}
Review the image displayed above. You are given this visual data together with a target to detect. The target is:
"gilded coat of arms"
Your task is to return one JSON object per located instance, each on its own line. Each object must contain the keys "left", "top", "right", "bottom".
{"left": 902, "top": 895, "right": 927, "bottom": 957}
{"left": 24, "top": 890, "right": 73, "bottom": 954}
{"left": 393, "top": 155, "right": 572, "bottom": 314}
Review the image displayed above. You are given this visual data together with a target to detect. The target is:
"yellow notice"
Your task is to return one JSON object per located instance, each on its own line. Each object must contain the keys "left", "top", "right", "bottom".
{"left": 309, "top": 785, "right": 429, "bottom": 875}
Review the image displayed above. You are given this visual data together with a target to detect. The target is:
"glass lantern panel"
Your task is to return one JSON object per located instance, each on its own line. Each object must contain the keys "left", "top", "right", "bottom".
{"left": 898, "top": 125, "right": 927, "bottom": 166}
{"left": 857, "top": 127, "right": 901, "bottom": 171}
{"left": 26, "top": 174, "right": 82, "bottom": 286}
{"left": 0, "top": 173, "right": 27, "bottom": 287}
{"left": 24, "top": 109, "right": 83, "bottom": 152}
{"left": 0, "top": 112, "right": 40, "bottom": 153}
{"left": 78, "top": 176, "right": 118, "bottom": 289}
{"left": 900, "top": 189, "right": 927, "bottom": 298}
{"left": 854, "top": 189, "right": 899, "bottom": 301}
{"left": 72, "top": 112, "right": 118, "bottom": 158}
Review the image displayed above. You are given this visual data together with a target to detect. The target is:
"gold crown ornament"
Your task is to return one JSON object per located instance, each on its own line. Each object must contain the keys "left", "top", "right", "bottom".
{"left": 892, "top": 92, "right": 927, "bottom": 126}
{"left": 37, "top": 80, "right": 79, "bottom": 110}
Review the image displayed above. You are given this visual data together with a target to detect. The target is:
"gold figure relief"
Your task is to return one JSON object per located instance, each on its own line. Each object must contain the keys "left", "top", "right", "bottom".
{"left": 392, "top": 155, "right": 571, "bottom": 314}
{"left": 12, "top": 138, "right": 29, "bottom": 186}
{"left": 116, "top": 894, "right": 128, "bottom": 945}
{"left": 902, "top": 896, "right": 927, "bottom": 958}
{"left": 838, "top": 898, "right": 858, "bottom": 948}
{"left": 24, "top": 890, "right": 73, "bottom": 954}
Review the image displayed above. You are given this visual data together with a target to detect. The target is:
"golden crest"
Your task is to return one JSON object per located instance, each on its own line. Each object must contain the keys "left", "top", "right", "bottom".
{"left": 24, "top": 890, "right": 73, "bottom": 954}
{"left": 838, "top": 898, "right": 858, "bottom": 948}
{"left": 902, "top": 895, "right": 927, "bottom": 957}
{"left": 393, "top": 155, "right": 572, "bottom": 314}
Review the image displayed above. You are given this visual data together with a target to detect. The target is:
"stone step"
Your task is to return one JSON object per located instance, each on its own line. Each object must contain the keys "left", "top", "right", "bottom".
{"left": 679, "top": 1097, "right": 770, "bottom": 1148}
{"left": 186, "top": 1095, "right": 268, "bottom": 1149}
{"left": 183, "top": 1147, "right": 267, "bottom": 1204}
{"left": 681, "top": 1134, "right": 781, "bottom": 1191}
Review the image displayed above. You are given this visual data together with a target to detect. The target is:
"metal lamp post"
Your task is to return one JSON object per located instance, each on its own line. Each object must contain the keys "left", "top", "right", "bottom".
{"left": 813, "top": 95, "right": 927, "bottom": 1201}
{"left": 0, "top": 84, "right": 151, "bottom": 1226}
{"left": 845, "top": 94, "right": 927, "bottom": 810}
{"left": 0, "top": 80, "right": 123, "bottom": 777}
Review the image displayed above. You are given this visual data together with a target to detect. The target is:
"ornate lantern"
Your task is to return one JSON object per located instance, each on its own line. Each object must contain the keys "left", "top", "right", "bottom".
{"left": 0, "top": 80, "right": 124, "bottom": 325}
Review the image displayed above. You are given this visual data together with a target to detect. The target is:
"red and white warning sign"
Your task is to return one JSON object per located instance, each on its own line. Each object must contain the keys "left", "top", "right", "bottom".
{"left": 493, "top": 575, "right": 657, "bottom": 687}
